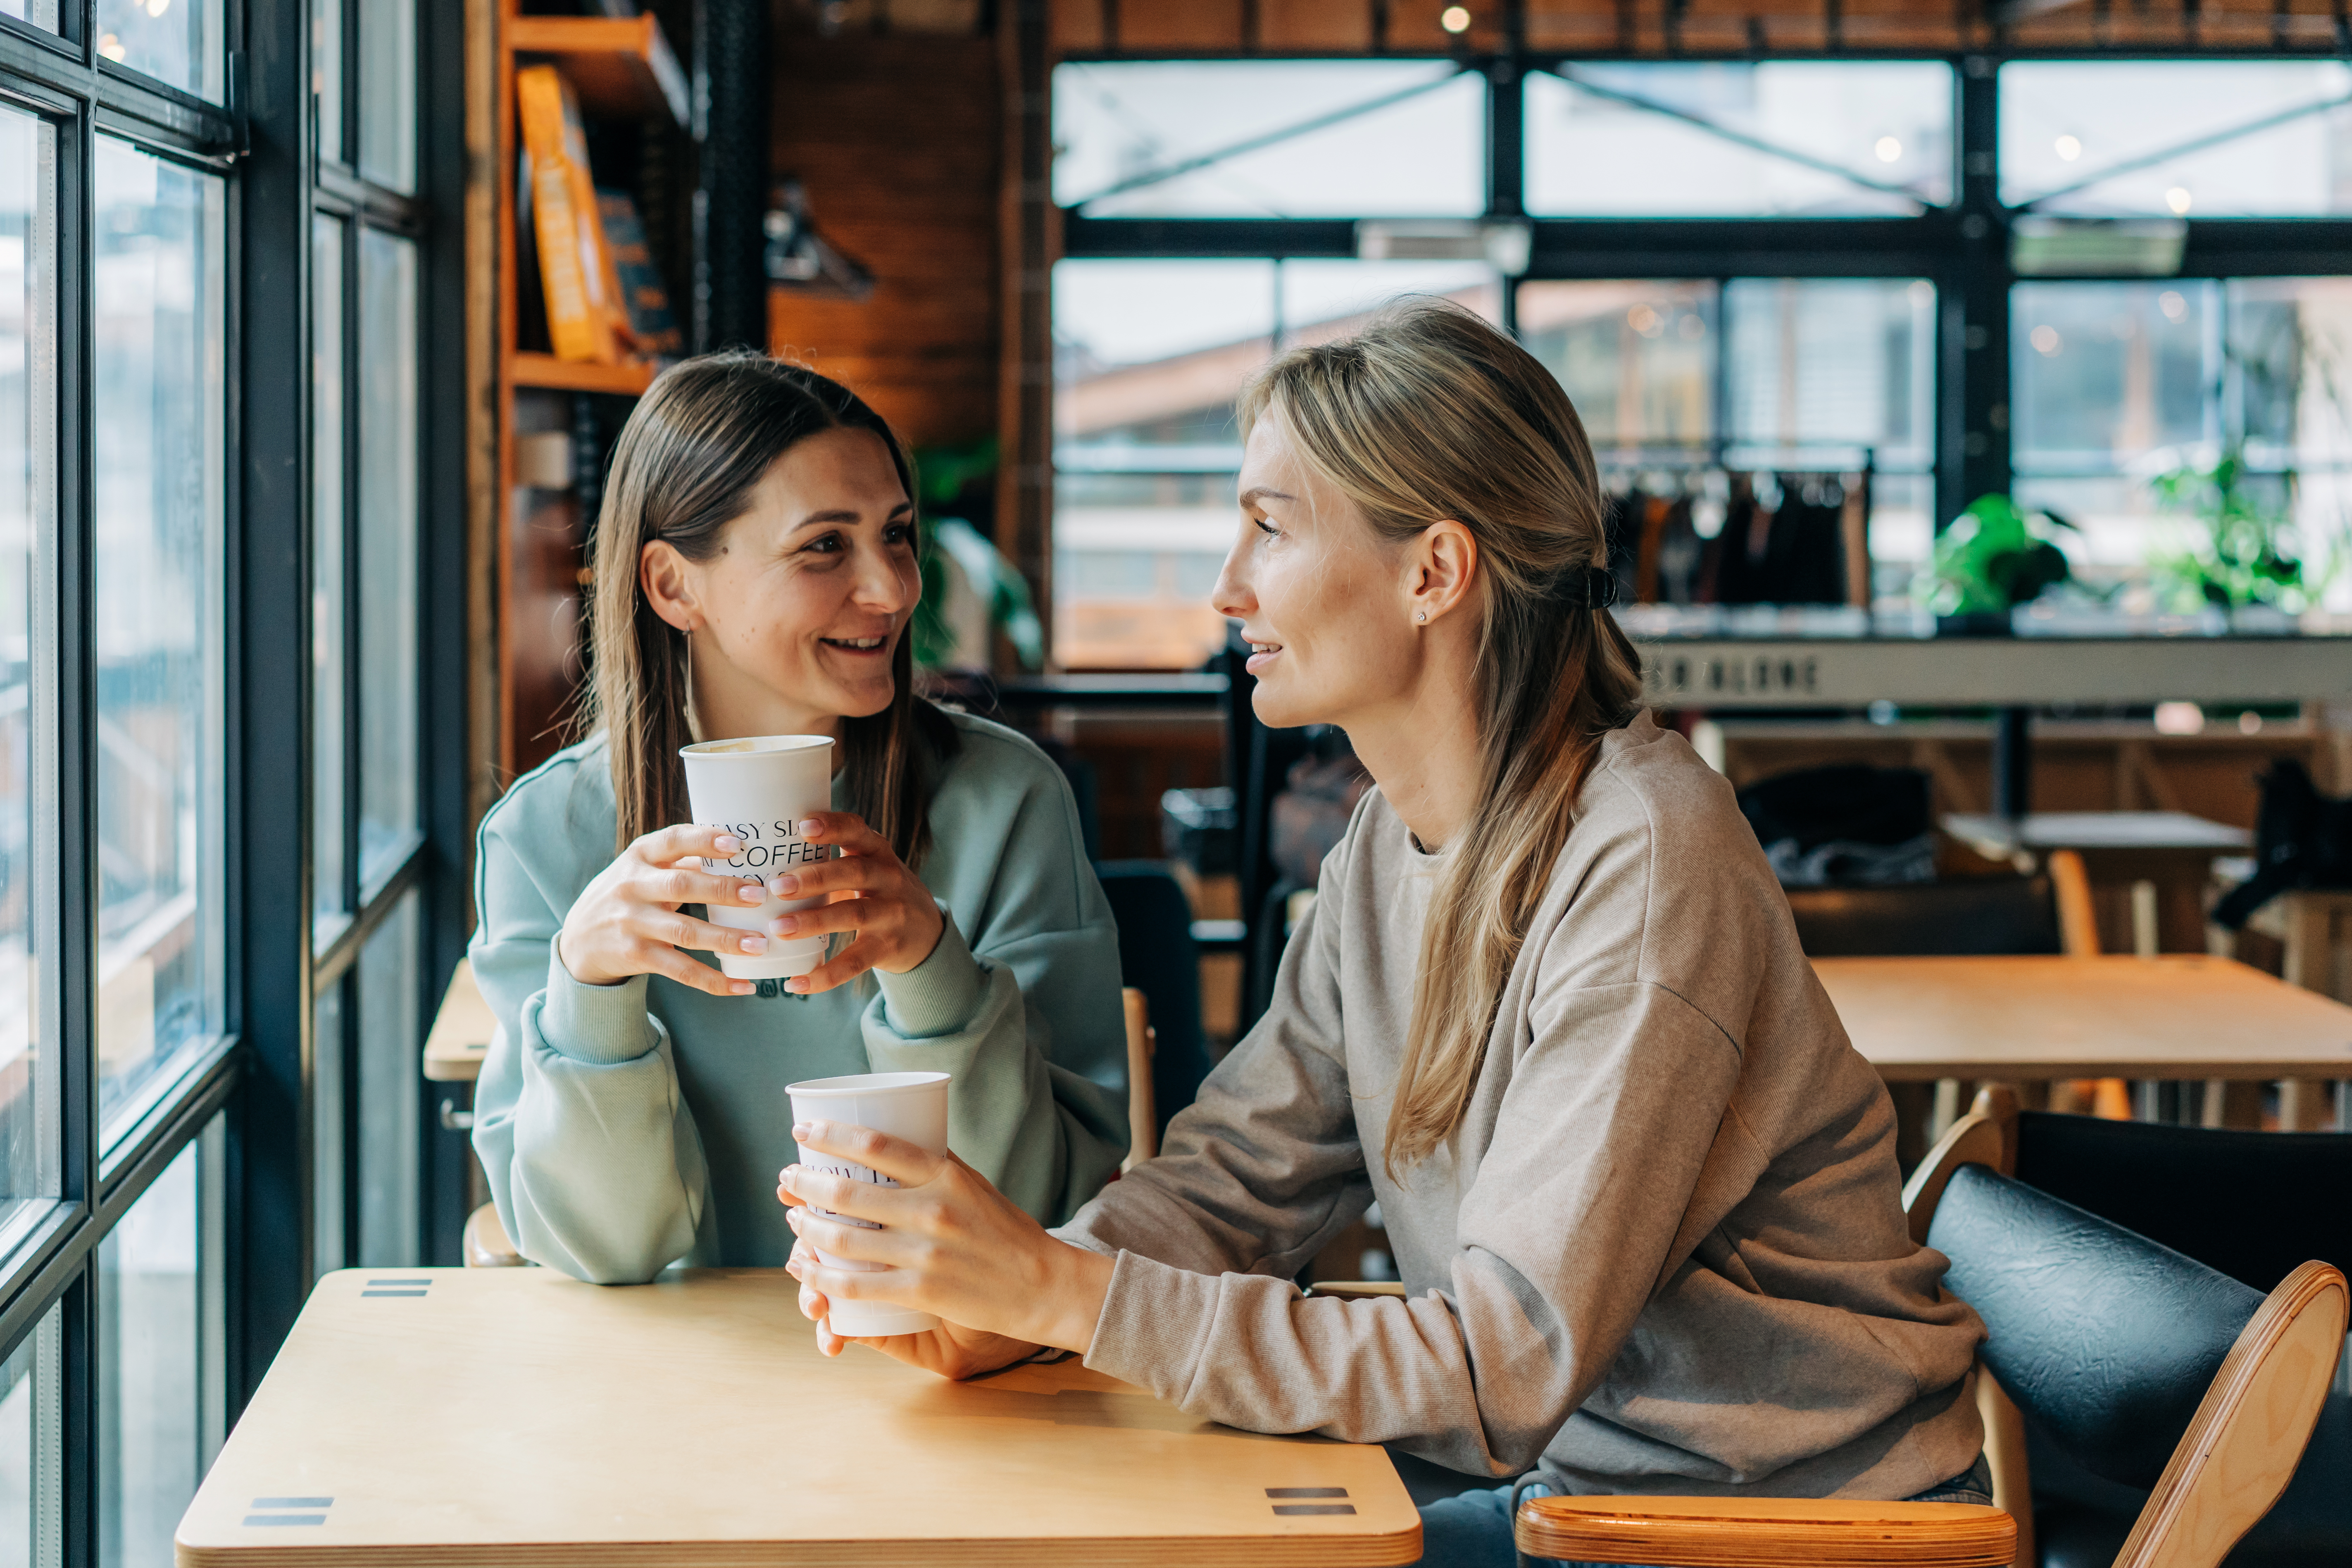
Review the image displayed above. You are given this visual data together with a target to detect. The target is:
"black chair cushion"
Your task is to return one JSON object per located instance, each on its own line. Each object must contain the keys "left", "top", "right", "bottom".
{"left": 2033, "top": 1392, "right": 2352, "bottom": 1567}
{"left": 1928, "top": 1165, "right": 2265, "bottom": 1489}
{"left": 1093, "top": 862, "right": 1214, "bottom": 1141}
{"left": 1785, "top": 877, "right": 2062, "bottom": 957}
{"left": 2014, "top": 1111, "right": 2352, "bottom": 1293}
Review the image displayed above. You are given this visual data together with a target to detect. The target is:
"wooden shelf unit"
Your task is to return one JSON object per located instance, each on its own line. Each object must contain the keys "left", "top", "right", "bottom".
{"left": 509, "top": 14, "right": 690, "bottom": 126}
{"left": 493, "top": 0, "right": 699, "bottom": 784}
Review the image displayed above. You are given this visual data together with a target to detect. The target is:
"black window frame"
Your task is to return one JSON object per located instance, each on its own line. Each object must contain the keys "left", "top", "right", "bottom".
{"left": 0, "top": 0, "right": 467, "bottom": 1554}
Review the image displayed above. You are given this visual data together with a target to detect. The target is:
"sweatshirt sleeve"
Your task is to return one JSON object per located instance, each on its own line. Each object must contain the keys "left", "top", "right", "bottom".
{"left": 859, "top": 740, "right": 1131, "bottom": 1226}
{"left": 1055, "top": 823, "right": 1373, "bottom": 1278}
{"left": 468, "top": 806, "right": 713, "bottom": 1285}
{"left": 1074, "top": 980, "right": 1742, "bottom": 1476}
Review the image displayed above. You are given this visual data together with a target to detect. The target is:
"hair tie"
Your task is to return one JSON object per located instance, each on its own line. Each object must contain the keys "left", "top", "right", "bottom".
{"left": 1550, "top": 563, "right": 1618, "bottom": 611}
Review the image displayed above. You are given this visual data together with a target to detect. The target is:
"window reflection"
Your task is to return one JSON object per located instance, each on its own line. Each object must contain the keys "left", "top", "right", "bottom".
{"left": 99, "top": 1139, "right": 200, "bottom": 1568}
{"left": 357, "top": 230, "right": 418, "bottom": 892}
{"left": 357, "top": 892, "right": 420, "bottom": 1267}
{"left": 94, "top": 0, "right": 226, "bottom": 103}
{"left": 93, "top": 138, "right": 226, "bottom": 1134}
{"left": 0, "top": 1301, "right": 62, "bottom": 1566}
{"left": 1519, "top": 280, "right": 1716, "bottom": 447}
{"left": 1526, "top": 62, "right": 1952, "bottom": 216}
{"left": 0, "top": 0, "right": 60, "bottom": 32}
{"left": 312, "top": 217, "right": 346, "bottom": 935}
{"left": 357, "top": 0, "right": 417, "bottom": 193}
{"left": 0, "top": 108, "right": 57, "bottom": 1232}
{"left": 1052, "top": 60, "right": 1484, "bottom": 218}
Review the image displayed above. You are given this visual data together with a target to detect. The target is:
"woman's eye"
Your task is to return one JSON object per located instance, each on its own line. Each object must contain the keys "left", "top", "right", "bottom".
{"left": 1252, "top": 516, "right": 1280, "bottom": 538}
{"left": 885, "top": 521, "right": 915, "bottom": 546}
{"left": 803, "top": 532, "right": 843, "bottom": 555}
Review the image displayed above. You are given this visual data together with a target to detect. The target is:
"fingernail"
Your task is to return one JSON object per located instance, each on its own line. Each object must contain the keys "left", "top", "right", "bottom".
{"left": 792, "top": 1122, "right": 812, "bottom": 1140}
{"left": 739, "top": 935, "right": 768, "bottom": 954}
{"left": 714, "top": 835, "right": 742, "bottom": 853}
{"left": 739, "top": 883, "right": 764, "bottom": 903}
{"left": 786, "top": 978, "right": 809, "bottom": 993}
{"left": 771, "top": 916, "right": 797, "bottom": 936}
{"left": 731, "top": 982, "right": 754, "bottom": 995}
{"left": 798, "top": 819, "right": 823, "bottom": 838}
{"left": 774, "top": 874, "right": 799, "bottom": 895}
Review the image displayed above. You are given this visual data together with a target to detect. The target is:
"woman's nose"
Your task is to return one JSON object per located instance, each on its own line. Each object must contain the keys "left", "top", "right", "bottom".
{"left": 851, "top": 545, "right": 914, "bottom": 613}
{"left": 1210, "top": 547, "right": 1252, "bottom": 621}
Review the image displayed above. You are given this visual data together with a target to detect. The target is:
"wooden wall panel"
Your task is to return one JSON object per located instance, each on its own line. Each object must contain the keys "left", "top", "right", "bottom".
{"left": 1050, "top": 0, "right": 1105, "bottom": 52}
{"left": 1115, "top": 0, "right": 1247, "bottom": 51}
{"left": 768, "top": 23, "right": 1001, "bottom": 450}
{"left": 1258, "top": 0, "right": 1375, "bottom": 52}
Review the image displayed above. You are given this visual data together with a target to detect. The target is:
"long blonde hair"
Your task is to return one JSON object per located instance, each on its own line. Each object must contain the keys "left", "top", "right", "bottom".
{"left": 1237, "top": 299, "right": 1645, "bottom": 1175}
{"left": 583, "top": 352, "right": 959, "bottom": 861}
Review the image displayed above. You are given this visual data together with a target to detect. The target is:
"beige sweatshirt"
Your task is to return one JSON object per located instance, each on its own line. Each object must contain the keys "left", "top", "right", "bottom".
{"left": 1058, "top": 711, "right": 1985, "bottom": 1497}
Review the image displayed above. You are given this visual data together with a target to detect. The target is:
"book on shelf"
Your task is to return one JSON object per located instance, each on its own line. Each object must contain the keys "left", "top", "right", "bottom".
{"left": 515, "top": 64, "right": 633, "bottom": 365}
{"left": 596, "top": 190, "right": 682, "bottom": 360}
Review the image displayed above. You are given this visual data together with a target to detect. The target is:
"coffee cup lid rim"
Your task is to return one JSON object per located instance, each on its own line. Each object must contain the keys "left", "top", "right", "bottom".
{"left": 679, "top": 735, "right": 837, "bottom": 759}
{"left": 786, "top": 1070, "right": 950, "bottom": 1097}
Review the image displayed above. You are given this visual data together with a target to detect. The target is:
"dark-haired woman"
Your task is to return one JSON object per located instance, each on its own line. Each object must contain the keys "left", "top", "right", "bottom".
{"left": 774, "top": 300, "right": 1989, "bottom": 1566}
{"left": 470, "top": 353, "right": 1127, "bottom": 1285}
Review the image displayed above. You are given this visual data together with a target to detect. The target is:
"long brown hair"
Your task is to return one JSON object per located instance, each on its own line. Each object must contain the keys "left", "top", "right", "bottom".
{"left": 1237, "top": 299, "right": 1645, "bottom": 1175}
{"left": 584, "top": 351, "right": 959, "bottom": 862}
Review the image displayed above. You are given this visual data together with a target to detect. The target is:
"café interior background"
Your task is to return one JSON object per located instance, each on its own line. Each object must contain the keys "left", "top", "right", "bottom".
{"left": 2, "top": 0, "right": 2352, "bottom": 1560}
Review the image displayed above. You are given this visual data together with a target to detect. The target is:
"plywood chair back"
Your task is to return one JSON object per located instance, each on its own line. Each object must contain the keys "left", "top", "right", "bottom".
{"left": 1121, "top": 986, "right": 1156, "bottom": 1173}
{"left": 463, "top": 1202, "right": 526, "bottom": 1268}
{"left": 2046, "top": 848, "right": 2100, "bottom": 957}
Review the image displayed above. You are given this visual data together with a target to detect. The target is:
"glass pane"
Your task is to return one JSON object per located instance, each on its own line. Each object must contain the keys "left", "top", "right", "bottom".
{"left": 94, "top": 139, "right": 227, "bottom": 1136}
{"left": 1052, "top": 60, "right": 1484, "bottom": 217}
{"left": 0, "top": 109, "right": 57, "bottom": 1235}
{"left": 2012, "top": 278, "right": 2352, "bottom": 607}
{"left": 2002, "top": 62, "right": 2352, "bottom": 217}
{"left": 0, "top": 0, "right": 60, "bottom": 33}
{"left": 357, "top": 890, "right": 420, "bottom": 1268}
{"left": 357, "top": 0, "right": 416, "bottom": 193}
{"left": 1518, "top": 280, "right": 1717, "bottom": 449}
{"left": 312, "top": 218, "right": 346, "bottom": 936}
{"left": 0, "top": 1300, "right": 62, "bottom": 1568}
{"left": 1526, "top": 63, "right": 1953, "bottom": 216}
{"left": 357, "top": 229, "right": 417, "bottom": 893}
{"left": 100, "top": 1139, "right": 200, "bottom": 1568}
{"left": 1053, "top": 259, "right": 1266, "bottom": 670}
{"left": 95, "top": 0, "right": 226, "bottom": 102}
{"left": 311, "top": 981, "right": 344, "bottom": 1278}
{"left": 1723, "top": 278, "right": 1935, "bottom": 470}
{"left": 311, "top": 0, "right": 343, "bottom": 166}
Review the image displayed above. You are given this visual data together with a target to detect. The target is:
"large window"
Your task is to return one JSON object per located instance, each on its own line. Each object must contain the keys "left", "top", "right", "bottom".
{"left": 0, "top": 0, "right": 452, "bottom": 1558}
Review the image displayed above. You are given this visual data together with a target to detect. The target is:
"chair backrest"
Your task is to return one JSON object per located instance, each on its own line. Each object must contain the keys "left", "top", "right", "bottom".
{"left": 2010, "top": 1109, "right": 2352, "bottom": 1293}
{"left": 1914, "top": 1135, "right": 2347, "bottom": 1568}
{"left": 1093, "top": 861, "right": 1212, "bottom": 1140}
{"left": 1929, "top": 1164, "right": 2267, "bottom": 1490}
{"left": 1120, "top": 987, "right": 1155, "bottom": 1171}
{"left": 1786, "top": 876, "right": 2063, "bottom": 957}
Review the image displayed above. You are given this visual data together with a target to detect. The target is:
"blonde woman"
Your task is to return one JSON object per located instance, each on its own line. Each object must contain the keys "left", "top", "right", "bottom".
{"left": 470, "top": 353, "right": 1127, "bottom": 1284}
{"left": 776, "top": 302, "right": 1988, "bottom": 1565}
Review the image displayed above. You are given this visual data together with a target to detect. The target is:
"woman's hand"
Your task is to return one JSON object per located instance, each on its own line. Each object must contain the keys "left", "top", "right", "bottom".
{"left": 556, "top": 824, "right": 773, "bottom": 997}
{"left": 763, "top": 812, "right": 946, "bottom": 996}
{"left": 777, "top": 1119, "right": 1115, "bottom": 1375}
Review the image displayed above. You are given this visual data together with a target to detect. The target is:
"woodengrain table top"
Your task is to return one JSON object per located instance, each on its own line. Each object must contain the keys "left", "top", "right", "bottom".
{"left": 421, "top": 959, "right": 493, "bottom": 1085}
{"left": 176, "top": 1268, "right": 1420, "bottom": 1567}
{"left": 1814, "top": 953, "right": 2352, "bottom": 1081}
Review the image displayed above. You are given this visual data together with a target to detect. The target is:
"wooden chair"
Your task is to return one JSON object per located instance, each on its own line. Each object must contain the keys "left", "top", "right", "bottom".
{"left": 464, "top": 1201, "right": 524, "bottom": 1268}
{"left": 1516, "top": 1104, "right": 2346, "bottom": 1568}
{"left": 1121, "top": 985, "right": 1156, "bottom": 1172}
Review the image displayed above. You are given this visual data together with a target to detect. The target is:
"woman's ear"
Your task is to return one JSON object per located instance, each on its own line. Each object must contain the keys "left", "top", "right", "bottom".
{"left": 1405, "top": 520, "right": 1479, "bottom": 627}
{"left": 640, "top": 540, "right": 701, "bottom": 633}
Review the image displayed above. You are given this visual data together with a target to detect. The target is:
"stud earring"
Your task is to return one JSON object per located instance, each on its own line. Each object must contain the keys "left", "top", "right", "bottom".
{"left": 1417, "top": 611, "right": 1428, "bottom": 623}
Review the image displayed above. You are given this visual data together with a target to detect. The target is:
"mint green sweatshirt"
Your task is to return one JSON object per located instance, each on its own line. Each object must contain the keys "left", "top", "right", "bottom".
{"left": 469, "top": 710, "right": 1130, "bottom": 1284}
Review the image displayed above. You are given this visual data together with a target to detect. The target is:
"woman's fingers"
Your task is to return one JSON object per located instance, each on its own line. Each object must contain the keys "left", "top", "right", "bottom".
{"left": 764, "top": 894, "right": 883, "bottom": 941}
{"left": 648, "top": 864, "right": 767, "bottom": 910}
{"left": 788, "top": 1120, "right": 944, "bottom": 1190}
{"left": 639, "top": 823, "right": 744, "bottom": 867}
{"left": 786, "top": 1204, "right": 925, "bottom": 1269}
{"left": 795, "top": 812, "right": 888, "bottom": 855}
{"left": 644, "top": 946, "right": 755, "bottom": 998}
{"left": 763, "top": 851, "right": 881, "bottom": 903}
{"left": 778, "top": 940, "right": 876, "bottom": 997}
{"left": 634, "top": 909, "right": 771, "bottom": 959}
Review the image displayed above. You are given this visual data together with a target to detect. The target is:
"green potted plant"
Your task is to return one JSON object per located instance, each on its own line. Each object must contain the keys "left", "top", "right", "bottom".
{"left": 2148, "top": 448, "right": 2326, "bottom": 620}
{"left": 1921, "top": 493, "right": 2076, "bottom": 635}
{"left": 907, "top": 439, "right": 1045, "bottom": 673}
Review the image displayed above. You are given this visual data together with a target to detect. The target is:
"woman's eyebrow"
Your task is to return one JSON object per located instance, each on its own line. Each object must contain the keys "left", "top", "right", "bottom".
{"left": 1238, "top": 486, "right": 1294, "bottom": 508}
{"left": 789, "top": 502, "right": 913, "bottom": 531}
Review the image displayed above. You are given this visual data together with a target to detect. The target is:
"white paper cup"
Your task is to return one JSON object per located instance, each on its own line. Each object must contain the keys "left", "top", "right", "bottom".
{"left": 786, "top": 1070, "right": 951, "bottom": 1338}
{"left": 678, "top": 735, "right": 836, "bottom": 980}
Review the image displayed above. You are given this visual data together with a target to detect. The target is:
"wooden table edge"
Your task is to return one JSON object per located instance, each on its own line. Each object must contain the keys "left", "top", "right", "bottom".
{"left": 176, "top": 1525, "right": 1426, "bottom": 1567}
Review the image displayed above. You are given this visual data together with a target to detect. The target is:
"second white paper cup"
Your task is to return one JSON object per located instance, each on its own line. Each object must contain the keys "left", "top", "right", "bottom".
{"left": 786, "top": 1070, "right": 951, "bottom": 1339}
{"left": 678, "top": 735, "right": 835, "bottom": 980}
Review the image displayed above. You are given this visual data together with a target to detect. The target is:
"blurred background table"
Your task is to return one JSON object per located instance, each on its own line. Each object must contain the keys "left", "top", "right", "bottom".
{"left": 177, "top": 1268, "right": 1420, "bottom": 1567}
{"left": 1940, "top": 811, "right": 2251, "bottom": 955}
{"left": 1816, "top": 954, "right": 2352, "bottom": 1092}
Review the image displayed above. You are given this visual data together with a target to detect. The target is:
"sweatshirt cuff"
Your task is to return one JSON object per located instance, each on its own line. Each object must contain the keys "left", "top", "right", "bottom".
{"left": 873, "top": 909, "right": 986, "bottom": 1038}
{"left": 540, "top": 935, "right": 658, "bottom": 1066}
{"left": 1079, "top": 1250, "right": 1220, "bottom": 1403}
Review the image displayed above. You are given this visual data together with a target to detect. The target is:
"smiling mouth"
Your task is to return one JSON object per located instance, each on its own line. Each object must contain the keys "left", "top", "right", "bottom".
{"left": 820, "top": 635, "right": 890, "bottom": 653}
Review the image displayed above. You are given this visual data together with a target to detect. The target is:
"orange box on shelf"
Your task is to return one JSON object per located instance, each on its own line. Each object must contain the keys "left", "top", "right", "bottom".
{"left": 515, "top": 65, "right": 632, "bottom": 365}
